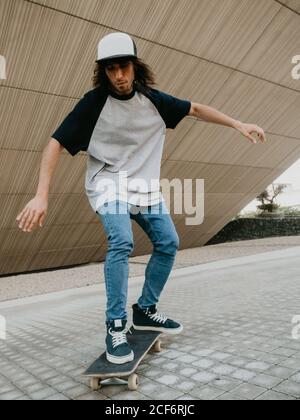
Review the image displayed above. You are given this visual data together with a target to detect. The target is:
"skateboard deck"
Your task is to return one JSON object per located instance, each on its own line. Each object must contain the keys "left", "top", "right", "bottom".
{"left": 84, "top": 327, "right": 162, "bottom": 391}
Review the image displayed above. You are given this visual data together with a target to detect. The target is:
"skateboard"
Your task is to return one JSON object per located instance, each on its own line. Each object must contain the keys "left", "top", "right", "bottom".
{"left": 84, "top": 327, "right": 162, "bottom": 391}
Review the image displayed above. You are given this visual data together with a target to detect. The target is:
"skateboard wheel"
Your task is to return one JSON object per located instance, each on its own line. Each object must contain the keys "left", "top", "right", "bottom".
{"left": 153, "top": 340, "right": 162, "bottom": 353}
{"left": 90, "top": 377, "right": 101, "bottom": 391}
{"left": 128, "top": 374, "right": 139, "bottom": 391}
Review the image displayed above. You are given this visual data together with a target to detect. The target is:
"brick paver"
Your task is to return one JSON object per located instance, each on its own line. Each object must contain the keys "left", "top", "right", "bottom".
{"left": 0, "top": 246, "right": 300, "bottom": 400}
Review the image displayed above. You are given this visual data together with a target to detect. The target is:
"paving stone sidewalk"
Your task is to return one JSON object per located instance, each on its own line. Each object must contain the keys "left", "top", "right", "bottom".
{"left": 0, "top": 246, "right": 300, "bottom": 400}
{"left": 1, "top": 236, "right": 300, "bottom": 302}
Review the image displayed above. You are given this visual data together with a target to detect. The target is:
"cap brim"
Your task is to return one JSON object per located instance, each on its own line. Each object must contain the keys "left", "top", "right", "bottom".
{"left": 96, "top": 55, "right": 137, "bottom": 64}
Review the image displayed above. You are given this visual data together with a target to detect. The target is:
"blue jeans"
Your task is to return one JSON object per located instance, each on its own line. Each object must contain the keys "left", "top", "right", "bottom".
{"left": 96, "top": 200, "right": 180, "bottom": 322}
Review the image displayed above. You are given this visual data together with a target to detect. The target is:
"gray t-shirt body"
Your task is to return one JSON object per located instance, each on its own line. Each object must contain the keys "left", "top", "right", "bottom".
{"left": 86, "top": 91, "right": 167, "bottom": 211}
{"left": 51, "top": 84, "right": 191, "bottom": 213}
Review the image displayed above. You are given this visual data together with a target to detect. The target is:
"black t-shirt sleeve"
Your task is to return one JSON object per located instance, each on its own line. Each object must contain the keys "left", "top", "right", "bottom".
{"left": 156, "top": 90, "right": 191, "bottom": 129}
{"left": 51, "top": 92, "right": 93, "bottom": 156}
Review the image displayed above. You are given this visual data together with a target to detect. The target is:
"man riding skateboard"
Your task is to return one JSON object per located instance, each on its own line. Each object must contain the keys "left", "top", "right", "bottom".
{"left": 16, "top": 32, "right": 266, "bottom": 365}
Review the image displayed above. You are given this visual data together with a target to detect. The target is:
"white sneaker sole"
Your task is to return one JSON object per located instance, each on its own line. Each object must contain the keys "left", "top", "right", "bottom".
{"left": 106, "top": 351, "right": 134, "bottom": 365}
{"left": 133, "top": 324, "right": 184, "bottom": 335}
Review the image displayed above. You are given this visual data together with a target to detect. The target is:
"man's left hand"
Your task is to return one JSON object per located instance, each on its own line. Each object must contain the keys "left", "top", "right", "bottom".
{"left": 234, "top": 122, "right": 267, "bottom": 144}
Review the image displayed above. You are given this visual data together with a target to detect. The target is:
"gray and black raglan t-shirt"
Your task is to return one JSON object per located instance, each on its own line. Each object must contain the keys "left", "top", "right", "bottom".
{"left": 51, "top": 84, "right": 191, "bottom": 213}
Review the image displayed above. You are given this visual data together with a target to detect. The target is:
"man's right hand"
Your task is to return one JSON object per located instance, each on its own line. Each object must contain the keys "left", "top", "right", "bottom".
{"left": 16, "top": 196, "right": 48, "bottom": 233}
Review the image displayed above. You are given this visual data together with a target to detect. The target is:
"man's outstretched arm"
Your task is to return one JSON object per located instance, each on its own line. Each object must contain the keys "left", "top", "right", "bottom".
{"left": 16, "top": 138, "right": 64, "bottom": 233}
{"left": 189, "top": 102, "right": 267, "bottom": 145}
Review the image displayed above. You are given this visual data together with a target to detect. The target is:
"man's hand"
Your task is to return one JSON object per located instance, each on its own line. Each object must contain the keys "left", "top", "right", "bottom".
{"left": 16, "top": 196, "right": 48, "bottom": 233}
{"left": 234, "top": 121, "right": 267, "bottom": 144}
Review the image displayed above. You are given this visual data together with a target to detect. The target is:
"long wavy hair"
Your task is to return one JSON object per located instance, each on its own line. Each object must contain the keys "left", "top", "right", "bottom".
{"left": 92, "top": 57, "right": 156, "bottom": 94}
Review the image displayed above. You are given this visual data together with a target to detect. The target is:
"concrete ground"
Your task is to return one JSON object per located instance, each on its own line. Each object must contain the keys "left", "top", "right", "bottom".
{"left": 1, "top": 235, "right": 300, "bottom": 302}
{"left": 0, "top": 239, "right": 300, "bottom": 400}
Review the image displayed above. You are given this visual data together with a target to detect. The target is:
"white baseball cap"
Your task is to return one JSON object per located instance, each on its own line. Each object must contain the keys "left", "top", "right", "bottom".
{"left": 97, "top": 32, "right": 138, "bottom": 63}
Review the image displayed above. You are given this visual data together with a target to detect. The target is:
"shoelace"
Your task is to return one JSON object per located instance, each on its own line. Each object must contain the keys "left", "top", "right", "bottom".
{"left": 146, "top": 309, "right": 167, "bottom": 324}
{"left": 109, "top": 327, "right": 128, "bottom": 348}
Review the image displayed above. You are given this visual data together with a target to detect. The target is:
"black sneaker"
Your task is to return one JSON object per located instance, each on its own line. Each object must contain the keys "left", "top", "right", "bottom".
{"left": 132, "top": 304, "right": 183, "bottom": 334}
{"left": 106, "top": 319, "right": 134, "bottom": 365}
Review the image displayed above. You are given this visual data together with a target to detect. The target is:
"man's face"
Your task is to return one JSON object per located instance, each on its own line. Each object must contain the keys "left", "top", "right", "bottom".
{"left": 105, "top": 59, "right": 135, "bottom": 95}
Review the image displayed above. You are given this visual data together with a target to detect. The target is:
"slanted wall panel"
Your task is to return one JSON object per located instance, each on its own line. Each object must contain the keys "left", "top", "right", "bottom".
{"left": 0, "top": 0, "right": 300, "bottom": 274}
